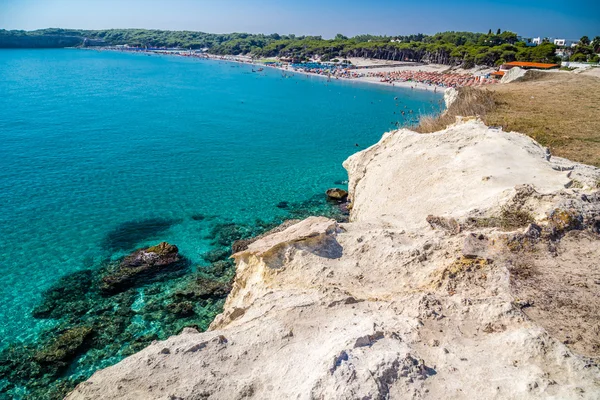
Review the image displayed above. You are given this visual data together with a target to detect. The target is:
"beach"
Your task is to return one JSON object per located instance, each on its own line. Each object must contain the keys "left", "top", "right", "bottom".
{"left": 97, "top": 48, "right": 499, "bottom": 92}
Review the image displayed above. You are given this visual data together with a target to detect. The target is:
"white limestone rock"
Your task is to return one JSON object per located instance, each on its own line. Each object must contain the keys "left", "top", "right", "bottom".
{"left": 67, "top": 119, "right": 600, "bottom": 400}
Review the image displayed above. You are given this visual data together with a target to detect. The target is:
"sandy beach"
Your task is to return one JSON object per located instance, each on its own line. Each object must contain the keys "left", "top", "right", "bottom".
{"left": 176, "top": 52, "right": 498, "bottom": 91}
{"left": 88, "top": 49, "right": 499, "bottom": 92}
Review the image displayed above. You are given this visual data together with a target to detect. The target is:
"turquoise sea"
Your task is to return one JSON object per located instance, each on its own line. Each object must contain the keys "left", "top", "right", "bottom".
{"left": 0, "top": 49, "right": 442, "bottom": 397}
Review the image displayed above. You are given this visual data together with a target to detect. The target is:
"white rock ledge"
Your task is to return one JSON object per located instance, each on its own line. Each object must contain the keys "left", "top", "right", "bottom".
{"left": 67, "top": 119, "right": 600, "bottom": 400}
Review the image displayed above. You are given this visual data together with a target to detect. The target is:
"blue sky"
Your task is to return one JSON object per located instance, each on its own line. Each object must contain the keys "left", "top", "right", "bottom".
{"left": 1, "top": 0, "right": 598, "bottom": 39}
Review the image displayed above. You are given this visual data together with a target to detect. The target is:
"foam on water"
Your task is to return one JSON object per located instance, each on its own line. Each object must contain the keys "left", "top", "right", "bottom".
{"left": 0, "top": 49, "right": 442, "bottom": 345}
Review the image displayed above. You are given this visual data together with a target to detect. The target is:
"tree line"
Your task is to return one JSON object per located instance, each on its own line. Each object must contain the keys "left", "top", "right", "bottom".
{"left": 1, "top": 28, "right": 598, "bottom": 67}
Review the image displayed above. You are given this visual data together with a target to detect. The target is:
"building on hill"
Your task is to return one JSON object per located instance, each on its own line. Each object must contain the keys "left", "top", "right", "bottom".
{"left": 553, "top": 38, "right": 576, "bottom": 47}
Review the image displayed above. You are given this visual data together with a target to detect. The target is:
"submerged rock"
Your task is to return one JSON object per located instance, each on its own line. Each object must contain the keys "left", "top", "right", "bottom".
{"left": 100, "top": 242, "right": 186, "bottom": 294}
{"left": 166, "top": 301, "right": 195, "bottom": 317}
{"left": 202, "top": 248, "right": 230, "bottom": 263}
{"left": 208, "top": 222, "right": 252, "bottom": 247}
{"left": 34, "top": 326, "right": 94, "bottom": 367}
{"left": 32, "top": 270, "right": 94, "bottom": 320}
{"left": 191, "top": 214, "right": 206, "bottom": 221}
{"left": 276, "top": 201, "right": 289, "bottom": 209}
{"left": 286, "top": 194, "right": 349, "bottom": 223}
{"left": 173, "top": 275, "right": 232, "bottom": 301}
{"left": 4, "top": 191, "right": 368, "bottom": 398}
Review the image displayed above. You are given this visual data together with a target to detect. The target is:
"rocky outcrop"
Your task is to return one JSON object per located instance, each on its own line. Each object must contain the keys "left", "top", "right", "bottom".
{"left": 501, "top": 67, "right": 527, "bottom": 84}
{"left": 100, "top": 242, "right": 186, "bottom": 294}
{"left": 325, "top": 187, "right": 348, "bottom": 200}
{"left": 67, "top": 120, "right": 600, "bottom": 399}
{"left": 444, "top": 87, "right": 459, "bottom": 108}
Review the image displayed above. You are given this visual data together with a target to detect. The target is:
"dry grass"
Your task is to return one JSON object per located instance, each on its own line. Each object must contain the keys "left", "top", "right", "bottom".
{"left": 417, "top": 72, "right": 600, "bottom": 167}
{"left": 416, "top": 87, "right": 496, "bottom": 133}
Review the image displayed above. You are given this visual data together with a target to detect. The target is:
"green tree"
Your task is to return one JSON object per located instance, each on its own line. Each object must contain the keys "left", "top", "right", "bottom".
{"left": 579, "top": 36, "right": 590, "bottom": 46}
{"left": 592, "top": 36, "right": 600, "bottom": 52}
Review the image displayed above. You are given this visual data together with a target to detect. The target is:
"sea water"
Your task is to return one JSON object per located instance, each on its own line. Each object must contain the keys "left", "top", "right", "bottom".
{"left": 0, "top": 49, "right": 442, "bottom": 346}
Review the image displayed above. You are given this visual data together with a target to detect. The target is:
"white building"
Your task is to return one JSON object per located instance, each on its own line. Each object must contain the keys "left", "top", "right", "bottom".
{"left": 554, "top": 39, "right": 576, "bottom": 47}
{"left": 554, "top": 39, "right": 566, "bottom": 46}
{"left": 532, "top": 37, "right": 542, "bottom": 45}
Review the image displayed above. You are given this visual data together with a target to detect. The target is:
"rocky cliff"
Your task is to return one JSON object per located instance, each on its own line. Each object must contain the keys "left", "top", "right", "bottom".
{"left": 67, "top": 119, "right": 600, "bottom": 399}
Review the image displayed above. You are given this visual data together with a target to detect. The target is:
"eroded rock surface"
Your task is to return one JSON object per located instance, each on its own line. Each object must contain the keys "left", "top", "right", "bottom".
{"left": 67, "top": 120, "right": 600, "bottom": 400}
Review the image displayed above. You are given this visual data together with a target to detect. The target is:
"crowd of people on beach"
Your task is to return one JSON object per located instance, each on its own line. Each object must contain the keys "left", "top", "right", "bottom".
{"left": 361, "top": 70, "right": 496, "bottom": 88}
{"left": 285, "top": 64, "right": 496, "bottom": 88}
{"left": 290, "top": 66, "right": 362, "bottom": 79}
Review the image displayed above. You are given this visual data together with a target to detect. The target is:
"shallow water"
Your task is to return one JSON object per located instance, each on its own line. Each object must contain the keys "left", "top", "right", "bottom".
{"left": 0, "top": 49, "right": 442, "bottom": 346}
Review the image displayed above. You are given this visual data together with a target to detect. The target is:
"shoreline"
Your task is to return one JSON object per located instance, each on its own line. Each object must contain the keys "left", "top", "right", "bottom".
{"left": 81, "top": 48, "right": 487, "bottom": 94}
{"left": 1, "top": 48, "right": 446, "bottom": 399}
{"left": 189, "top": 54, "right": 472, "bottom": 93}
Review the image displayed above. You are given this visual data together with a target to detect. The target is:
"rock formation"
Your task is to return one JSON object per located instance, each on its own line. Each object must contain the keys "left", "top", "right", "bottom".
{"left": 325, "top": 187, "right": 349, "bottom": 200}
{"left": 100, "top": 242, "right": 186, "bottom": 294}
{"left": 67, "top": 119, "right": 600, "bottom": 399}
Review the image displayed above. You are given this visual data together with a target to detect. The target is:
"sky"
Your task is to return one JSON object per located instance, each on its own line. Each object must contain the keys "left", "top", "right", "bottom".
{"left": 0, "top": 0, "right": 598, "bottom": 40}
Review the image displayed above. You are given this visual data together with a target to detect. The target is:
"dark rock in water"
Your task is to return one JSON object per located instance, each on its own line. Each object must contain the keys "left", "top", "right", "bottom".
{"left": 100, "top": 242, "right": 187, "bottom": 294}
{"left": 121, "top": 334, "right": 160, "bottom": 358}
{"left": 326, "top": 188, "right": 348, "bottom": 200}
{"left": 276, "top": 201, "right": 289, "bottom": 209}
{"left": 0, "top": 325, "right": 97, "bottom": 393}
{"left": 208, "top": 222, "right": 251, "bottom": 247}
{"left": 101, "top": 218, "right": 180, "bottom": 252}
{"left": 4, "top": 243, "right": 237, "bottom": 398}
{"left": 32, "top": 270, "right": 94, "bottom": 320}
{"left": 34, "top": 326, "right": 93, "bottom": 369}
{"left": 4, "top": 199, "right": 351, "bottom": 398}
{"left": 173, "top": 275, "right": 232, "bottom": 301}
{"left": 286, "top": 194, "right": 349, "bottom": 223}
{"left": 191, "top": 214, "right": 206, "bottom": 221}
{"left": 202, "top": 248, "right": 230, "bottom": 263}
{"left": 207, "top": 259, "right": 235, "bottom": 277}
{"left": 167, "top": 301, "right": 195, "bottom": 317}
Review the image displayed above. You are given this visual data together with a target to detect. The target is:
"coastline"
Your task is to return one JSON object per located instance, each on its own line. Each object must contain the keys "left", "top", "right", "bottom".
{"left": 189, "top": 53, "right": 496, "bottom": 92}
{"left": 82, "top": 48, "right": 485, "bottom": 94}
{"left": 0, "top": 48, "right": 449, "bottom": 399}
